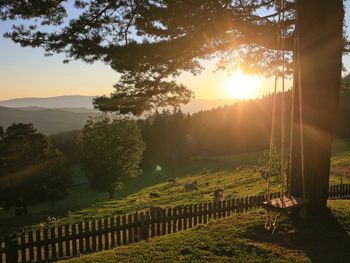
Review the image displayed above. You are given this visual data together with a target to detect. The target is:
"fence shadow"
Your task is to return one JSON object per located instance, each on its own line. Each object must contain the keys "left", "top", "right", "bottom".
{"left": 243, "top": 207, "right": 350, "bottom": 262}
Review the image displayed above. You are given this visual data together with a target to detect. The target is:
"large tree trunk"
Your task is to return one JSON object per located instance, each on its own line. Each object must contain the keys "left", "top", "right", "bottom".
{"left": 289, "top": 0, "right": 344, "bottom": 214}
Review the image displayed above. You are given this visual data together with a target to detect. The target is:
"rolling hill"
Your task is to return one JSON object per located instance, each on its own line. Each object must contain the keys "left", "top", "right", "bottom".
{"left": 0, "top": 106, "right": 96, "bottom": 134}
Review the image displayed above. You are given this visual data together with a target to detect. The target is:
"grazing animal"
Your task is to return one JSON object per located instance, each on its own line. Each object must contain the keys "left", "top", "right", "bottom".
{"left": 213, "top": 188, "right": 224, "bottom": 202}
{"left": 184, "top": 182, "right": 198, "bottom": 191}
{"left": 149, "top": 192, "right": 160, "bottom": 198}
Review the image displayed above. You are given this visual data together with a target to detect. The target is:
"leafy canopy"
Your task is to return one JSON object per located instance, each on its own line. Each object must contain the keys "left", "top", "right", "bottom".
{"left": 1, "top": 0, "right": 296, "bottom": 114}
{"left": 78, "top": 117, "right": 145, "bottom": 197}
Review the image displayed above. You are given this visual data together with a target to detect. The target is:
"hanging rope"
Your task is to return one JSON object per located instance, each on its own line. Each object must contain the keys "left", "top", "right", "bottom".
{"left": 295, "top": 0, "right": 306, "bottom": 199}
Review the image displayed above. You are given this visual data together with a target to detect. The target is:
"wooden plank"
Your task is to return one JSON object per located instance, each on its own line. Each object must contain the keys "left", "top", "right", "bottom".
{"left": 183, "top": 206, "right": 188, "bottom": 230}
{"left": 133, "top": 213, "right": 139, "bottom": 242}
{"left": 262, "top": 195, "right": 309, "bottom": 213}
{"left": 194, "top": 204, "right": 198, "bottom": 226}
{"left": 208, "top": 202, "right": 213, "bottom": 220}
{"left": 51, "top": 227, "right": 57, "bottom": 259}
{"left": 57, "top": 226, "right": 63, "bottom": 258}
{"left": 198, "top": 204, "right": 203, "bottom": 224}
{"left": 20, "top": 232, "right": 26, "bottom": 263}
{"left": 85, "top": 221, "right": 91, "bottom": 252}
{"left": 167, "top": 208, "right": 172, "bottom": 234}
{"left": 222, "top": 200, "right": 227, "bottom": 218}
{"left": 27, "top": 231, "right": 34, "bottom": 262}
{"left": 150, "top": 208, "right": 155, "bottom": 237}
{"left": 139, "top": 212, "right": 146, "bottom": 241}
{"left": 177, "top": 206, "right": 183, "bottom": 231}
{"left": 203, "top": 203, "right": 208, "bottom": 224}
{"left": 104, "top": 218, "right": 109, "bottom": 250}
{"left": 36, "top": 230, "right": 42, "bottom": 262}
{"left": 63, "top": 225, "right": 70, "bottom": 258}
{"left": 43, "top": 228, "right": 49, "bottom": 260}
{"left": 78, "top": 222, "right": 83, "bottom": 254}
{"left": 116, "top": 216, "right": 121, "bottom": 246}
{"left": 217, "top": 201, "right": 222, "bottom": 219}
{"left": 161, "top": 209, "right": 166, "bottom": 235}
{"left": 122, "top": 215, "right": 127, "bottom": 245}
{"left": 110, "top": 217, "right": 115, "bottom": 248}
{"left": 71, "top": 224, "right": 77, "bottom": 256}
{"left": 213, "top": 201, "right": 217, "bottom": 219}
{"left": 188, "top": 205, "right": 193, "bottom": 229}
{"left": 172, "top": 207, "right": 177, "bottom": 233}
{"left": 156, "top": 209, "right": 161, "bottom": 236}
{"left": 128, "top": 214, "right": 133, "bottom": 243}
{"left": 97, "top": 219, "right": 103, "bottom": 251}
{"left": 145, "top": 211, "right": 150, "bottom": 239}
{"left": 91, "top": 220, "right": 97, "bottom": 252}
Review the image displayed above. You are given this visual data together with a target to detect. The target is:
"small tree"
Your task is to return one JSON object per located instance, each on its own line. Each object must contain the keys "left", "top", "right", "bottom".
{"left": 79, "top": 117, "right": 145, "bottom": 198}
{"left": 0, "top": 123, "right": 72, "bottom": 212}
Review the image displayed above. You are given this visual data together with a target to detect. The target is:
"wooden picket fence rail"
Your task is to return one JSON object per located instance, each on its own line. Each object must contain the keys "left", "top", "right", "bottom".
{"left": 1, "top": 183, "right": 349, "bottom": 263}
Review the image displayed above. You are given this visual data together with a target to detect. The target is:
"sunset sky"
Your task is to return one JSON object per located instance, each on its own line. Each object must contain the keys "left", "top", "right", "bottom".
{"left": 0, "top": 3, "right": 350, "bottom": 101}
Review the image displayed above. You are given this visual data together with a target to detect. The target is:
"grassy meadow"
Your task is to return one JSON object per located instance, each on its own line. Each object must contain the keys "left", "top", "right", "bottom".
{"left": 0, "top": 139, "right": 349, "bottom": 238}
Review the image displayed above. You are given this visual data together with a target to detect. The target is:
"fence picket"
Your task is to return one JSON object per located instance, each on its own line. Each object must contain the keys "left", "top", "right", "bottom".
{"left": 20, "top": 232, "right": 25, "bottom": 263}
{"left": 172, "top": 207, "right": 177, "bottom": 233}
{"left": 97, "top": 219, "right": 103, "bottom": 250}
{"left": 85, "top": 221, "right": 91, "bottom": 252}
{"left": 71, "top": 224, "right": 77, "bottom": 256}
{"left": 116, "top": 216, "right": 121, "bottom": 246}
{"left": 183, "top": 206, "right": 188, "bottom": 230}
{"left": 133, "top": 213, "right": 139, "bottom": 242}
{"left": 104, "top": 218, "right": 109, "bottom": 250}
{"left": 203, "top": 203, "right": 208, "bottom": 224}
{"left": 28, "top": 231, "right": 34, "bottom": 262}
{"left": 194, "top": 204, "right": 198, "bottom": 226}
{"left": 64, "top": 225, "right": 70, "bottom": 257}
{"left": 43, "top": 228, "right": 49, "bottom": 260}
{"left": 36, "top": 230, "right": 42, "bottom": 262}
{"left": 110, "top": 217, "right": 115, "bottom": 248}
{"left": 122, "top": 215, "right": 127, "bottom": 245}
{"left": 178, "top": 206, "right": 183, "bottom": 231}
{"left": 167, "top": 208, "right": 172, "bottom": 234}
{"left": 91, "top": 220, "right": 97, "bottom": 252}
{"left": 128, "top": 214, "right": 133, "bottom": 243}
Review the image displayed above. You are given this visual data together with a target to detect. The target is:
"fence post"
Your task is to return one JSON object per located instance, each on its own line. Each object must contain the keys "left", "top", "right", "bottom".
{"left": 6, "top": 235, "right": 18, "bottom": 263}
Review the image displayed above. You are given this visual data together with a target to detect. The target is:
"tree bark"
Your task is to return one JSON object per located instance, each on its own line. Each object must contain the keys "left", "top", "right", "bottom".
{"left": 290, "top": 0, "right": 344, "bottom": 214}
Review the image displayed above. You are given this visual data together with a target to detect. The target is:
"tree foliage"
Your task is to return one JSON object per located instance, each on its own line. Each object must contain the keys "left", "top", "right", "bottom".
{"left": 0, "top": 123, "right": 72, "bottom": 211}
{"left": 1, "top": 0, "right": 298, "bottom": 115}
{"left": 78, "top": 117, "right": 145, "bottom": 198}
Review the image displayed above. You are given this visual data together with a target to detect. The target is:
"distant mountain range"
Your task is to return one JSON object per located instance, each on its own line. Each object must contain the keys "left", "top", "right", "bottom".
{"left": 0, "top": 95, "right": 239, "bottom": 114}
{"left": 0, "top": 95, "right": 238, "bottom": 134}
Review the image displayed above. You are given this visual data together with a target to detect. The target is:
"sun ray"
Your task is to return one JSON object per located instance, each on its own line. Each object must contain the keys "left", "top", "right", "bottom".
{"left": 222, "top": 70, "right": 261, "bottom": 99}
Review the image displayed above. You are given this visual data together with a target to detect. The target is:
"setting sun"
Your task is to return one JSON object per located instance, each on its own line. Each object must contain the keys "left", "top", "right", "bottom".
{"left": 223, "top": 70, "right": 261, "bottom": 99}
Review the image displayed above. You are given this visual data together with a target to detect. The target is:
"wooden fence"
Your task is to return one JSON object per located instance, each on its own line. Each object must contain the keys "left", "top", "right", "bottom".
{"left": 1, "top": 183, "right": 350, "bottom": 263}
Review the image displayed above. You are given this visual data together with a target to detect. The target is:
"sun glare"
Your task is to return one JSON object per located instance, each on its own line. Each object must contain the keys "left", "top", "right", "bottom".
{"left": 223, "top": 70, "right": 261, "bottom": 99}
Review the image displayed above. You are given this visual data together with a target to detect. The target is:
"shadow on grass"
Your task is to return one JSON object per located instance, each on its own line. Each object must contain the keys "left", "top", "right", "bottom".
{"left": 243, "top": 208, "right": 350, "bottom": 262}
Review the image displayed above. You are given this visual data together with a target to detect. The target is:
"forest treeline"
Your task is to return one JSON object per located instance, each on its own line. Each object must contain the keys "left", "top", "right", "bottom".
{"left": 51, "top": 90, "right": 350, "bottom": 170}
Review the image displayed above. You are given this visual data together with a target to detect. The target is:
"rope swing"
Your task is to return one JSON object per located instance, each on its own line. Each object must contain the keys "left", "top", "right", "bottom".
{"left": 262, "top": 0, "right": 309, "bottom": 233}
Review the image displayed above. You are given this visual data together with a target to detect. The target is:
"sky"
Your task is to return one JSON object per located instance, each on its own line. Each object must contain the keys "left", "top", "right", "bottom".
{"left": 1, "top": 2, "right": 350, "bottom": 101}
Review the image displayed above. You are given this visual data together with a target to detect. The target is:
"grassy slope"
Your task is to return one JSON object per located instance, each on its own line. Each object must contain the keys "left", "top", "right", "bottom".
{"left": 61, "top": 200, "right": 350, "bottom": 263}
{"left": 1, "top": 140, "right": 349, "bottom": 236}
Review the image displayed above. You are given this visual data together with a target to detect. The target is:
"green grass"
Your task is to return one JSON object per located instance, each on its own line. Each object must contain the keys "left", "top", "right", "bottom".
{"left": 60, "top": 200, "right": 350, "bottom": 263}
{"left": 1, "top": 139, "right": 350, "bottom": 237}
